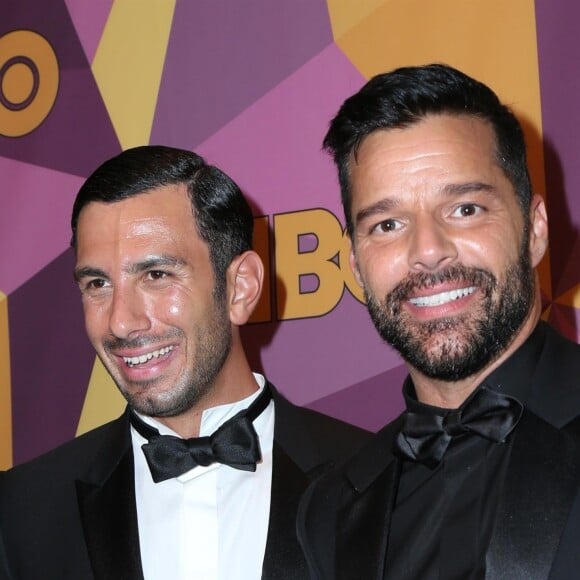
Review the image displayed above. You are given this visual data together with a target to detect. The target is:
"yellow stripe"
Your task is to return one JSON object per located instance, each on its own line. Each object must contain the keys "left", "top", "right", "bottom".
{"left": 327, "top": 0, "right": 385, "bottom": 40}
{"left": 92, "top": 0, "right": 176, "bottom": 149}
{"left": 76, "top": 356, "right": 126, "bottom": 436}
{"left": 0, "top": 292, "right": 13, "bottom": 468}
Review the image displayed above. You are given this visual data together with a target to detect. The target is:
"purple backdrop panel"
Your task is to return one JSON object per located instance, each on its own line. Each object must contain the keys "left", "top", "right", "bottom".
{"left": 556, "top": 235, "right": 580, "bottom": 296}
{"left": 150, "top": 0, "right": 333, "bottom": 149}
{"left": 198, "top": 44, "right": 365, "bottom": 218}
{"left": 9, "top": 248, "right": 95, "bottom": 463}
{"left": 0, "top": 0, "right": 121, "bottom": 176}
{"left": 0, "top": 156, "right": 83, "bottom": 294}
{"left": 198, "top": 46, "right": 403, "bottom": 405}
{"left": 307, "top": 364, "right": 408, "bottom": 433}
{"left": 242, "top": 292, "right": 405, "bottom": 407}
{"left": 63, "top": 0, "right": 114, "bottom": 63}
{"left": 535, "top": 0, "right": 580, "bottom": 296}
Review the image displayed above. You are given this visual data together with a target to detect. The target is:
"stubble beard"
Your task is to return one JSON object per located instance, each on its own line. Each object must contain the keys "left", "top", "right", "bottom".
{"left": 102, "top": 289, "right": 232, "bottom": 418}
{"left": 364, "top": 237, "right": 535, "bottom": 382}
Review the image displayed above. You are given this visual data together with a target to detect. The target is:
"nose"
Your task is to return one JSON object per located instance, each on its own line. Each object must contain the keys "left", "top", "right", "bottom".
{"left": 108, "top": 285, "right": 151, "bottom": 339}
{"left": 408, "top": 215, "right": 457, "bottom": 271}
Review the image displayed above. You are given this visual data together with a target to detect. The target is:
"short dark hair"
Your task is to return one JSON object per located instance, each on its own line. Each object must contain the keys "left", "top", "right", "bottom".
{"left": 71, "top": 145, "right": 254, "bottom": 290}
{"left": 323, "top": 63, "right": 532, "bottom": 236}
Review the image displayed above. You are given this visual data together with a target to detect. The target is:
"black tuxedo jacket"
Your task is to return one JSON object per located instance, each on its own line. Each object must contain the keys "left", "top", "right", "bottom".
{"left": 298, "top": 324, "right": 580, "bottom": 579}
{"left": 0, "top": 384, "right": 370, "bottom": 580}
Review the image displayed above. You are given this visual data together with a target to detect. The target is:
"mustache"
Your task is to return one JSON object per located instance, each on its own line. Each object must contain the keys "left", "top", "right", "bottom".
{"left": 103, "top": 329, "right": 183, "bottom": 351}
{"left": 387, "top": 265, "right": 497, "bottom": 305}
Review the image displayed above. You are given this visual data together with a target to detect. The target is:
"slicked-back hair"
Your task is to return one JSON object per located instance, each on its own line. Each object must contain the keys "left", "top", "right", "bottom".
{"left": 71, "top": 145, "right": 254, "bottom": 294}
{"left": 323, "top": 63, "right": 533, "bottom": 236}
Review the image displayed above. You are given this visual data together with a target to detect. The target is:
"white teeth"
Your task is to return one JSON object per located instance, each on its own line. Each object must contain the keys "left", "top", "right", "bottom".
{"left": 123, "top": 346, "right": 174, "bottom": 367}
{"left": 409, "top": 287, "right": 476, "bottom": 307}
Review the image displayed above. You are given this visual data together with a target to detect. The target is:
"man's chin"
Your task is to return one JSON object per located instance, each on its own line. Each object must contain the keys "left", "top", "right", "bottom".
{"left": 403, "top": 340, "right": 493, "bottom": 382}
{"left": 120, "top": 384, "right": 174, "bottom": 414}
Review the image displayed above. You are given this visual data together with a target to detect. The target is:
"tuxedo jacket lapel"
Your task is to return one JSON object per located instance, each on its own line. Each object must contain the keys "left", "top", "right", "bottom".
{"left": 336, "top": 460, "right": 400, "bottom": 580}
{"left": 264, "top": 387, "right": 338, "bottom": 580}
{"left": 76, "top": 410, "right": 144, "bottom": 580}
{"left": 261, "top": 442, "right": 310, "bottom": 580}
{"left": 334, "top": 420, "right": 402, "bottom": 580}
{"left": 487, "top": 411, "right": 580, "bottom": 580}
{"left": 271, "top": 385, "right": 372, "bottom": 580}
{"left": 78, "top": 398, "right": 309, "bottom": 580}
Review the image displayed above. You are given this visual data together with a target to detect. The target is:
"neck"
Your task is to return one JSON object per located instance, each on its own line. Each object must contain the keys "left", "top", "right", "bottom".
{"left": 153, "top": 347, "right": 259, "bottom": 438}
{"left": 409, "top": 298, "right": 541, "bottom": 409}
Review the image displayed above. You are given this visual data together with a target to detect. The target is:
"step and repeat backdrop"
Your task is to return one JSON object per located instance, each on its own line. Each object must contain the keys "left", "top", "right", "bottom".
{"left": 1, "top": 0, "right": 578, "bottom": 468}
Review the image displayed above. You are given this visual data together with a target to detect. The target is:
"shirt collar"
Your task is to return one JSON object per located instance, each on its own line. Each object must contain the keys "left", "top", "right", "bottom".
{"left": 132, "top": 373, "right": 272, "bottom": 483}
{"left": 135, "top": 372, "right": 267, "bottom": 438}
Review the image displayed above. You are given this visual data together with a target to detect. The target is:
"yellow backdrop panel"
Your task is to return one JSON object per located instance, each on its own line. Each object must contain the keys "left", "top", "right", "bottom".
{"left": 91, "top": 0, "right": 176, "bottom": 150}
{"left": 76, "top": 356, "right": 125, "bottom": 436}
{"left": 327, "top": 0, "right": 386, "bottom": 40}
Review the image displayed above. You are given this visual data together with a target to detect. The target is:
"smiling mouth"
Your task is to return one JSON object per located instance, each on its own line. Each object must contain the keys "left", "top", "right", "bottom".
{"left": 408, "top": 286, "right": 476, "bottom": 307}
{"left": 123, "top": 346, "right": 174, "bottom": 367}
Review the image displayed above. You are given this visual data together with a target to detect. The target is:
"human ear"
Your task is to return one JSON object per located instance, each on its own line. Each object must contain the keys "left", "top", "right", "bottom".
{"left": 227, "top": 251, "right": 264, "bottom": 325}
{"left": 528, "top": 194, "right": 549, "bottom": 268}
{"left": 349, "top": 245, "right": 364, "bottom": 288}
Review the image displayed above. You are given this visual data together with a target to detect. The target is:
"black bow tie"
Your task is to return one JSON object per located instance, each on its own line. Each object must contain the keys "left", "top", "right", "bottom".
{"left": 393, "top": 385, "right": 523, "bottom": 469}
{"left": 129, "top": 386, "right": 272, "bottom": 483}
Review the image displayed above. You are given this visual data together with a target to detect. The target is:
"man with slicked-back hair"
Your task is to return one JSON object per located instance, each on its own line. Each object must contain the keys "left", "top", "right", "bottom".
{"left": 0, "top": 146, "right": 369, "bottom": 580}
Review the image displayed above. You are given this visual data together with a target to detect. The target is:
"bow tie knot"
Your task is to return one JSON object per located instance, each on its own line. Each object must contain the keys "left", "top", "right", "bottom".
{"left": 394, "top": 385, "right": 523, "bottom": 469}
{"left": 442, "top": 411, "right": 466, "bottom": 437}
{"left": 184, "top": 437, "right": 214, "bottom": 467}
{"left": 130, "top": 386, "right": 272, "bottom": 483}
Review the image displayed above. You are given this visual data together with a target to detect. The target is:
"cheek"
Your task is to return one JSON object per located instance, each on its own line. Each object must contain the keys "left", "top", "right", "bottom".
{"left": 358, "top": 247, "right": 407, "bottom": 292}
{"left": 153, "top": 290, "right": 193, "bottom": 323}
{"left": 82, "top": 301, "right": 108, "bottom": 341}
{"left": 466, "top": 215, "right": 524, "bottom": 263}
{"left": 461, "top": 236, "right": 518, "bottom": 272}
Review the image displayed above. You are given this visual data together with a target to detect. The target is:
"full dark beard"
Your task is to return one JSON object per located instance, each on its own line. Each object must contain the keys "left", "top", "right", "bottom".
{"left": 365, "top": 239, "right": 535, "bottom": 381}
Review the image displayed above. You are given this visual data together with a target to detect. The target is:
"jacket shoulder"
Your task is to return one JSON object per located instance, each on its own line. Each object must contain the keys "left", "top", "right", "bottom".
{"left": 1, "top": 413, "right": 128, "bottom": 486}
{"left": 528, "top": 324, "right": 580, "bottom": 427}
{"left": 297, "top": 416, "right": 402, "bottom": 580}
{"left": 271, "top": 384, "right": 372, "bottom": 467}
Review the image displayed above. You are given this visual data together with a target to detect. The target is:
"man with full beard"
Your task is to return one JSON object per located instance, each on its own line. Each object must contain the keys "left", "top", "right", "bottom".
{"left": 0, "top": 146, "right": 369, "bottom": 580}
{"left": 297, "top": 64, "right": 580, "bottom": 579}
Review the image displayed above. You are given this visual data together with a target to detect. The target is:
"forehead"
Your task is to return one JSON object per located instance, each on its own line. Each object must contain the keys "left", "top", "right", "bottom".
{"left": 75, "top": 184, "right": 202, "bottom": 260}
{"left": 349, "top": 114, "right": 501, "bottom": 194}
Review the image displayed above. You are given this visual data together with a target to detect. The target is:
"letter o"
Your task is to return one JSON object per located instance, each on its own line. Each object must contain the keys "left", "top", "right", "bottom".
{"left": 0, "top": 30, "right": 59, "bottom": 137}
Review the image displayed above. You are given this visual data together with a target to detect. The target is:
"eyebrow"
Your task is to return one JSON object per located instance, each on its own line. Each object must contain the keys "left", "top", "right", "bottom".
{"left": 74, "top": 255, "right": 187, "bottom": 282}
{"left": 73, "top": 266, "right": 106, "bottom": 282}
{"left": 354, "top": 181, "right": 495, "bottom": 226}
{"left": 354, "top": 198, "right": 399, "bottom": 226}
{"left": 442, "top": 181, "right": 495, "bottom": 196}
{"left": 126, "top": 255, "right": 187, "bottom": 275}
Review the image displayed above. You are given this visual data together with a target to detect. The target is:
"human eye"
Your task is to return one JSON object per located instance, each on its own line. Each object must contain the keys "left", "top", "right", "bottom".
{"left": 79, "top": 278, "right": 110, "bottom": 295}
{"left": 371, "top": 218, "right": 402, "bottom": 234}
{"left": 451, "top": 203, "right": 484, "bottom": 218}
{"left": 145, "top": 270, "right": 169, "bottom": 281}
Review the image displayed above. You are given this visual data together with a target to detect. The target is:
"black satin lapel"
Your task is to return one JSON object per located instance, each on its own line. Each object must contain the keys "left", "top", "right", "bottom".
{"left": 261, "top": 442, "right": 310, "bottom": 580}
{"left": 0, "top": 525, "right": 10, "bottom": 580}
{"left": 487, "top": 412, "right": 580, "bottom": 580}
{"left": 336, "top": 460, "right": 401, "bottom": 580}
{"left": 76, "top": 450, "right": 144, "bottom": 580}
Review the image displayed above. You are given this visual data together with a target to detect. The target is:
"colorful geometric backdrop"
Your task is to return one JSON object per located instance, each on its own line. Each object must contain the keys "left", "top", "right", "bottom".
{"left": 1, "top": 0, "right": 578, "bottom": 469}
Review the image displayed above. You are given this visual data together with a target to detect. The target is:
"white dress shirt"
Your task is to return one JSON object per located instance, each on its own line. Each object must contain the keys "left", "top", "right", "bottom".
{"left": 131, "top": 374, "right": 274, "bottom": 580}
